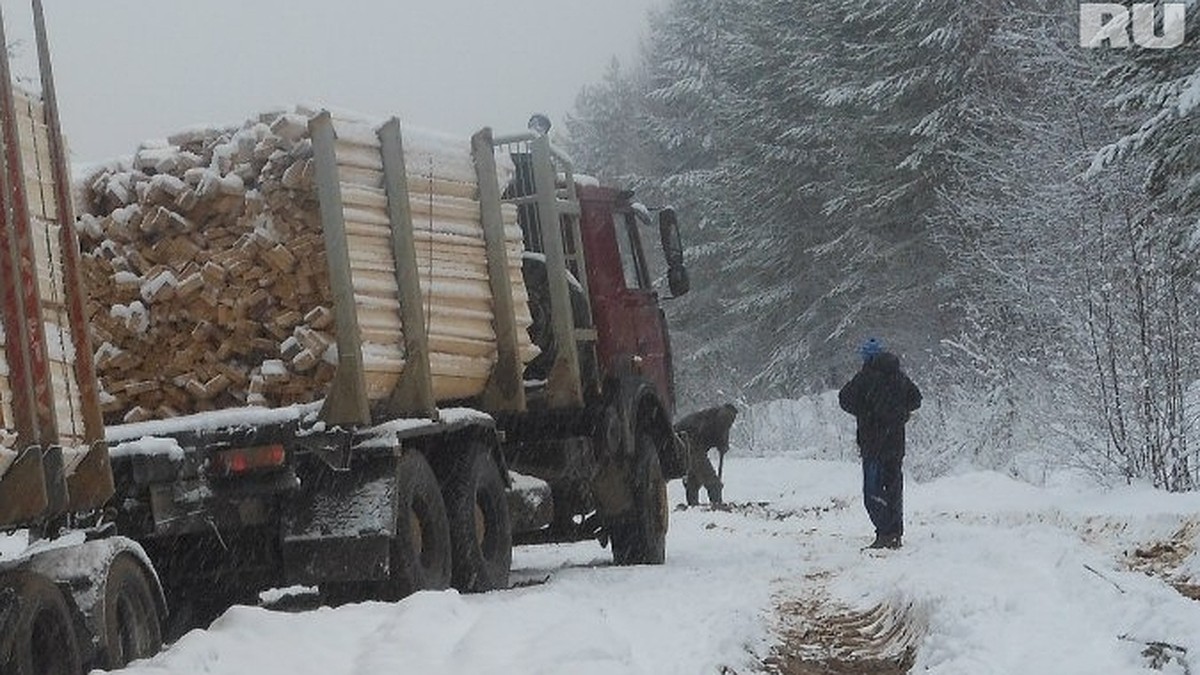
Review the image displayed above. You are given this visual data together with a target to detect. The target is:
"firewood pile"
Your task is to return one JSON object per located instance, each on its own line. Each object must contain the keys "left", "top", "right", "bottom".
{"left": 77, "top": 107, "right": 535, "bottom": 425}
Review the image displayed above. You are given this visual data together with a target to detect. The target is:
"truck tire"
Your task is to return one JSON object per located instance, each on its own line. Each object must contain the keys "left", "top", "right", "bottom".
{"left": 610, "top": 430, "right": 668, "bottom": 565}
{"left": 385, "top": 450, "right": 452, "bottom": 599}
{"left": 442, "top": 441, "right": 512, "bottom": 592}
{"left": 0, "top": 572, "right": 83, "bottom": 675}
{"left": 101, "top": 553, "right": 163, "bottom": 670}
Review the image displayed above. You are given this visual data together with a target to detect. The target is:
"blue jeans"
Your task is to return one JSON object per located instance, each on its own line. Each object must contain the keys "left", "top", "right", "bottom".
{"left": 862, "top": 455, "right": 904, "bottom": 538}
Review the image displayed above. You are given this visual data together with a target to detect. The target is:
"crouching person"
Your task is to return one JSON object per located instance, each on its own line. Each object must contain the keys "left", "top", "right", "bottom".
{"left": 675, "top": 403, "right": 738, "bottom": 506}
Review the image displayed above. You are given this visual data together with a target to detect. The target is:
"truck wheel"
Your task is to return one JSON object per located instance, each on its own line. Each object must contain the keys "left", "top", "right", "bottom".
{"left": 102, "top": 553, "right": 163, "bottom": 669}
{"left": 0, "top": 572, "right": 83, "bottom": 675}
{"left": 442, "top": 441, "right": 512, "bottom": 592}
{"left": 385, "top": 450, "right": 452, "bottom": 599}
{"left": 610, "top": 430, "right": 668, "bottom": 565}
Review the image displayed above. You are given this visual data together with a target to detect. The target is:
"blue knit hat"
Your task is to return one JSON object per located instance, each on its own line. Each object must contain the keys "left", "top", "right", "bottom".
{"left": 858, "top": 337, "right": 883, "bottom": 362}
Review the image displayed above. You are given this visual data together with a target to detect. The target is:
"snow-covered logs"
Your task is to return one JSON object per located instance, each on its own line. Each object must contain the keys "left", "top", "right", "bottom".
{"left": 78, "top": 107, "right": 537, "bottom": 424}
{"left": 318, "top": 116, "right": 538, "bottom": 403}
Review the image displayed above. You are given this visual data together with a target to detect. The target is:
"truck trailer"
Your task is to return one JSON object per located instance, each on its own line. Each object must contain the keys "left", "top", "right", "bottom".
{"left": 93, "top": 107, "right": 693, "bottom": 632}
{"left": 0, "top": 2, "right": 165, "bottom": 673}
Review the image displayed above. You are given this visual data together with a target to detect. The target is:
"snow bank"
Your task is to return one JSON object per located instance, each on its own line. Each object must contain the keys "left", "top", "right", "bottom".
{"left": 822, "top": 472, "right": 1200, "bottom": 674}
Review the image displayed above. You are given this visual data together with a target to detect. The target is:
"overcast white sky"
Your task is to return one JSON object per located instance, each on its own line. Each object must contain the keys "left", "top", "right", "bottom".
{"left": 2, "top": 0, "right": 663, "bottom": 164}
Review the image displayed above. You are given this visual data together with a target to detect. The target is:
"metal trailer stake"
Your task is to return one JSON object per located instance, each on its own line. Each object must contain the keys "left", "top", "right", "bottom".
{"left": 378, "top": 118, "right": 436, "bottom": 420}
{"left": 309, "top": 112, "right": 371, "bottom": 426}
{"left": 472, "top": 128, "right": 525, "bottom": 412}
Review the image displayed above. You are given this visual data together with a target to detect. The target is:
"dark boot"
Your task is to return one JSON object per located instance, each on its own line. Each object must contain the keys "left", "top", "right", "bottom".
{"left": 866, "top": 533, "right": 902, "bottom": 550}
{"left": 707, "top": 483, "right": 723, "bottom": 505}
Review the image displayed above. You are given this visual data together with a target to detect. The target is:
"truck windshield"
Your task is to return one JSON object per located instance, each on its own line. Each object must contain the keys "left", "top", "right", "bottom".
{"left": 613, "top": 211, "right": 670, "bottom": 294}
{"left": 613, "top": 213, "right": 648, "bottom": 290}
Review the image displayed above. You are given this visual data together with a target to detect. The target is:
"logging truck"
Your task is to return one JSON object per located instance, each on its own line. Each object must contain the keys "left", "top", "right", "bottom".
{"left": 3, "top": 4, "right": 690, "bottom": 672}
{"left": 0, "top": 3, "right": 166, "bottom": 674}
{"left": 88, "top": 105, "right": 693, "bottom": 630}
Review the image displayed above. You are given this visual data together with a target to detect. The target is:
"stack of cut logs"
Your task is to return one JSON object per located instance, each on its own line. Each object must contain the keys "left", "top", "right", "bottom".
{"left": 324, "top": 118, "right": 537, "bottom": 401}
{"left": 4, "top": 87, "right": 91, "bottom": 450}
{"left": 78, "top": 107, "right": 535, "bottom": 424}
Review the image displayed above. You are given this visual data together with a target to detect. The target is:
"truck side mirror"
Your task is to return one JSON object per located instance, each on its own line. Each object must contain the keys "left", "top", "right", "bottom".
{"left": 658, "top": 208, "right": 690, "bottom": 297}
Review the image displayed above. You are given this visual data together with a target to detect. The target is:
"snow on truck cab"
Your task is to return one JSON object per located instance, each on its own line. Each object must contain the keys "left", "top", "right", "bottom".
{"left": 92, "top": 109, "right": 693, "bottom": 635}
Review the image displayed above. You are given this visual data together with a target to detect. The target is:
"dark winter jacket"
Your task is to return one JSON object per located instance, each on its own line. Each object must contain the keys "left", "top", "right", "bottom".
{"left": 838, "top": 352, "right": 922, "bottom": 459}
{"left": 674, "top": 403, "right": 738, "bottom": 454}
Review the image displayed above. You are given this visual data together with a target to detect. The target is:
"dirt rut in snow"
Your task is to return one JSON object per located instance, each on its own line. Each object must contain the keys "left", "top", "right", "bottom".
{"left": 1124, "top": 521, "right": 1200, "bottom": 602}
{"left": 761, "top": 595, "right": 924, "bottom": 675}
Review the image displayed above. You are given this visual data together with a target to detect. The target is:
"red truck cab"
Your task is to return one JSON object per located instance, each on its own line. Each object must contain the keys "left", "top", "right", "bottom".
{"left": 577, "top": 184, "right": 687, "bottom": 415}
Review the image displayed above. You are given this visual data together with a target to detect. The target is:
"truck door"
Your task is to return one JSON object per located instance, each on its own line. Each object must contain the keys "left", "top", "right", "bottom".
{"left": 597, "top": 210, "right": 673, "bottom": 408}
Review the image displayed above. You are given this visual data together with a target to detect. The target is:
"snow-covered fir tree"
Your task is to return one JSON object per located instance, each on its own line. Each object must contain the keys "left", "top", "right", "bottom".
{"left": 565, "top": 0, "right": 1200, "bottom": 488}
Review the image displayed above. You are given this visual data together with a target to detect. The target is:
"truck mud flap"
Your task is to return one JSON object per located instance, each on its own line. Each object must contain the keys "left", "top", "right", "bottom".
{"left": 0, "top": 446, "right": 79, "bottom": 524}
{"left": 506, "top": 473, "right": 554, "bottom": 537}
{"left": 661, "top": 431, "right": 689, "bottom": 481}
{"left": 280, "top": 459, "right": 396, "bottom": 586}
{"left": 66, "top": 441, "right": 115, "bottom": 512}
{"left": 0, "top": 448, "right": 49, "bottom": 524}
{"left": 281, "top": 535, "right": 391, "bottom": 586}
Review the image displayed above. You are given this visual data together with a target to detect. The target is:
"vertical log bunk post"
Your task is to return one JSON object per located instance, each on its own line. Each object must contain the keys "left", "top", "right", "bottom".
{"left": 309, "top": 112, "right": 371, "bottom": 427}
{"left": 545, "top": 143, "right": 599, "bottom": 398}
{"left": 377, "top": 118, "right": 436, "bottom": 420}
{"left": 33, "top": 0, "right": 113, "bottom": 510}
{"left": 0, "top": 3, "right": 60, "bottom": 522}
{"left": 528, "top": 133, "right": 582, "bottom": 408}
{"left": 472, "top": 128, "right": 525, "bottom": 412}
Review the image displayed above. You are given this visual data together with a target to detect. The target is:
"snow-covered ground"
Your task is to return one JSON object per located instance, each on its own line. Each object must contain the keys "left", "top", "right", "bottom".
{"left": 103, "top": 398, "right": 1200, "bottom": 675}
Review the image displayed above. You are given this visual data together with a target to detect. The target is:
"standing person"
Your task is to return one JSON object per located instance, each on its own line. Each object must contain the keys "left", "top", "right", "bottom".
{"left": 675, "top": 403, "right": 738, "bottom": 506}
{"left": 838, "top": 338, "right": 922, "bottom": 549}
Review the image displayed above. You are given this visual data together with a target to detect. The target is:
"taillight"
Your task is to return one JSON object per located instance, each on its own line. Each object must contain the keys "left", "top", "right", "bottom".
{"left": 210, "top": 444, "right": 286, "bottom": 476}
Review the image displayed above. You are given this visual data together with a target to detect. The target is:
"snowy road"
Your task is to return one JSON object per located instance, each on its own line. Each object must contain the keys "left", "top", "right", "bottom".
{"left": 106, "top": 455, "right": 1200, "bottom": 675}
